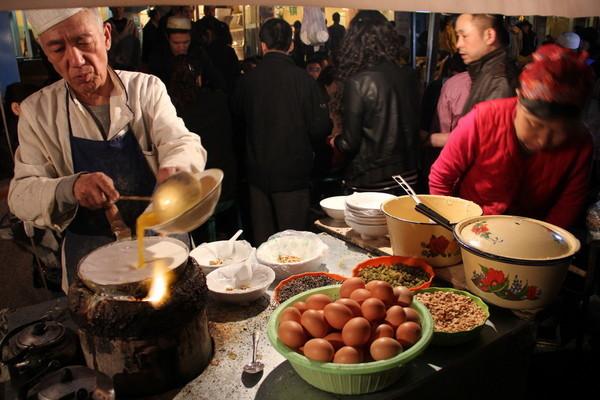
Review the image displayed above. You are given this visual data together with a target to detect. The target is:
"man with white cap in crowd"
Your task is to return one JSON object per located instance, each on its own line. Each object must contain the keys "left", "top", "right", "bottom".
{"left": 557, "top": 31, "right": 581, "bottom": 51}
{"left": 148, "top": 15, "right": 225, "bottom": 89}
{"left": 8, "top": 8, "right": 207, "bottom": 292}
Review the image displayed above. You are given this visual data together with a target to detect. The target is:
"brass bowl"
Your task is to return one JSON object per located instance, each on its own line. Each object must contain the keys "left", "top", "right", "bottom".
{"left": 150, "top": 169, "right": 223, "bottom": 234}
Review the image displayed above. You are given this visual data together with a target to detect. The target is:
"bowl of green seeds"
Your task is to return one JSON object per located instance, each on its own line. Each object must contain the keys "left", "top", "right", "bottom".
{"left": 352, "top": 256, "right": 435, "bottom": 291}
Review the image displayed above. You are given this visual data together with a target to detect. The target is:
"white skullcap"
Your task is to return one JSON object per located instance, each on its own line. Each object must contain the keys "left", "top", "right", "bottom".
{"left": 25, "top": 8, "right": 83, "bottom": 36}
{"left": 557, "top": 32, "right": 581, "bottom": 50}
{"left": 166, "top": 17, "right": 192, "bottom": 31}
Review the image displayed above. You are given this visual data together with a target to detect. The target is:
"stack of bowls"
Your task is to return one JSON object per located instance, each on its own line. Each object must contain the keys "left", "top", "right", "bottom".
{"left": 345, "top": 192, "right": 396, "bottom": 239}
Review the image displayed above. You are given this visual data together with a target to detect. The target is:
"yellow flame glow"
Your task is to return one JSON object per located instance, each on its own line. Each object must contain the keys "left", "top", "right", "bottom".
{"left": 144, "top": 261, "right": 171, "bottom": 307}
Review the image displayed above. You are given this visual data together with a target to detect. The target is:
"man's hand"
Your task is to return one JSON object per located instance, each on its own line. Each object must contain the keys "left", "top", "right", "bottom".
{"left": 73, "top": 172, "right": 119, "bottom": 209}
{"left": 157, "top": 167, "right": 181, "bottom": 183}
{"left": 429, "top": 133, "right": 450, "bottom": 148}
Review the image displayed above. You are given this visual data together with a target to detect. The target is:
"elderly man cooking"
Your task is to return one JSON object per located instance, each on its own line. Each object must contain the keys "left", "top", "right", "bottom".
{"left": 8, "top": 8, "right": 207, "bottom": 292}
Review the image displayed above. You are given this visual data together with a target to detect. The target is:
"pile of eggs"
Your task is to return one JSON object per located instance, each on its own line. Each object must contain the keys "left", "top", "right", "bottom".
{"left": 277, "top": 277, "right": 422, "bottom": 363}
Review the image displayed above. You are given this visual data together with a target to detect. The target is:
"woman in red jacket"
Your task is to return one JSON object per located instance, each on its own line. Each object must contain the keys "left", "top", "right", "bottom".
{"left": 429, "top": 44, "right": 594, "bottom": 229}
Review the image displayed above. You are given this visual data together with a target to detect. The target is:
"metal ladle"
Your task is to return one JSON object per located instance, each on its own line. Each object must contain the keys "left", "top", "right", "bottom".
{"left": 392, "top": 175, "right": 453, "bottom": 231}
{"left": 243, "top": 330, "right": 264, "bottom": 374}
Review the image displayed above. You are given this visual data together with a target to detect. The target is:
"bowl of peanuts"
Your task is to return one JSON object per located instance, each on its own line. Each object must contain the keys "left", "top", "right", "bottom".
{"left": 414, "top": 287, "right": 489, "bottom": 346}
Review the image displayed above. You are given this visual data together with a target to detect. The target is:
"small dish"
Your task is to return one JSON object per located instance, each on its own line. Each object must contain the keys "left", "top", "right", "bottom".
{"left": 414, "top": 287, "right": 489, "bottom": 346}
{"left": 190, "top": 240, "right": 254, "bottom": 274}
{"left": 206, "top": 263, "right": 275, "bottom": 304}
{"left": 345, "top": 219, "right": 388, "bottom": 240}
{"left": 352, "top": 256, "right": 435, "bottom": 291}
{"left": 256, "top": 232, "right": 328, "bottom": 279}
{"left": 273, "top": 271, "right": 346, "bottom": 303}
{"left": 320, "top": 196, "right": 347, "bottom": 220}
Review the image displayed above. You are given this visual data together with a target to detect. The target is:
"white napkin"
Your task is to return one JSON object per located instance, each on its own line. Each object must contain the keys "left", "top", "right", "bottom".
{"left": 215, "top": 250, "right": 256, "bottom": 290}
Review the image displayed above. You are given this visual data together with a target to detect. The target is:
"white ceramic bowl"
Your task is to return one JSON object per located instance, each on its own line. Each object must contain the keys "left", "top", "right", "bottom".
{"left": 190, "top": 240, "right": 254, "bottom": 275}
{"left": 206, "top": 263, "right": 275, "bottom": 304}
{"left": 345, "top": 218, "right": 388, "bottom": 240}
{"left": 344, "top": 211, "right": 387, "bottom": 226}
{"left": 256, "top": 233, "right": 328, "bottom": 279}
{"left": 346, "top": 192, "right": 396, "bottom": 211}
{"left": 320, "top": 196, "right": 347, "bottom": 220}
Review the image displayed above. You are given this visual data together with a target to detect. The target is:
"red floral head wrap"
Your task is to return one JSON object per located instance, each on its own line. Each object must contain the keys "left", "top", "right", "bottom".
{"left": 519, "top": 44, "right": 594, "bottom": 108}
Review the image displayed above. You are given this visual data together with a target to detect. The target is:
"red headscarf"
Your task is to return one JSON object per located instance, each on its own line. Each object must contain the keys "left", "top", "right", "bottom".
{"left": 519, "top": 44, "right": 594, "bottom": 107}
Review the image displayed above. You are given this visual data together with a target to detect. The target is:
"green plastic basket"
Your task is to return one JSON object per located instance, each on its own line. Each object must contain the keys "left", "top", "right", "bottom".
{"left": 267, "top": 285, "right": 434, "bottom": 395}
{"left": 415, "top": 287, "right": 490, "bottom": 346}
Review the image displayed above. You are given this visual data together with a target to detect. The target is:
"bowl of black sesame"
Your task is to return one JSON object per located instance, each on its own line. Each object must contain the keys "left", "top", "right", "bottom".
{"left": 274, "top": 272, "right": 347, "bottom": 304}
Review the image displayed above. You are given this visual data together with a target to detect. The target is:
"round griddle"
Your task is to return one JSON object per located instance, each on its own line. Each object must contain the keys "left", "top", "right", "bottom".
{"left": 77, "top": 237, "right": 189, "bottom": 293}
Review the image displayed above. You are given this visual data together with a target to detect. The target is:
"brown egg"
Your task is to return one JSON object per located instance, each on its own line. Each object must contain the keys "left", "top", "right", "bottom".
{"left": 279, "top": 307, "right": 302, "bottom": 324}
{"left": 365, "top": 280, "right": 387, "bottom": 291}
{"left": 305, "top": 294, "right": 333, "bottom": 310}
{"left": 361, "top": 298, "right": 386, "bottom": 322}
{"left": 333, "top": 346, "right": 362, "bottom": 364}
{"left": 303, "top": 338, "right": 335, "bottom": 362}
{"left": 371, "top": 323, "right": 395, "bottom": 340}
{"left": 323, "top": 303, "right": 353, "bottom": 329}
{"left": 340, "top": 277, "right": 366, "bottom": 298}
{"left": 350, "top": 288, "right": 372, "bottom": 304}
{"left": 385, "top": 305, "right": 407, "bottom": 327}
{"left": 323, "top": 332, "right": 345, "bottom": 350}
{"left": 278, "top": 321, "right": 307, "bottom": 349}
{"left": 395, "top": 321, "right": 422, "bottom": 347}
{"left": 370, "top": 337, "right": 403, "bottom": 361}
{"left": 300, "top": 309, "right": 330, "bottom": 338}
{"left": 370, "top": 281, "right": 396, "bottom": 306}
{"left": 335, "top": 298, "right": 362, "bottom": 317}
{"left": 403, "top": 307, "right": 420, "bottom": 322}
{"left": 395, "top": 286, "right": 414, "bottom": 307}
{"left": 294, "top": 301, "right": 308, "bottom": 313}
{"left": 342, "top": 317, "right": 371, "bottom": 347}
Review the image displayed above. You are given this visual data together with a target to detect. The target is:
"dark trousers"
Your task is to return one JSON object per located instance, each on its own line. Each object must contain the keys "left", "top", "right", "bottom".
{"left": 249, "top": 185, "right": 310, "bottom": 245}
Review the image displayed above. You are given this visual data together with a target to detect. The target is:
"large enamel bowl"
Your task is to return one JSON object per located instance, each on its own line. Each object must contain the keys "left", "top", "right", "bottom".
{"left": 381, "top": 196, "right": 483, "bottom": 267}
{"left": 454, "top": 215, "right": 580, "bottom": 310}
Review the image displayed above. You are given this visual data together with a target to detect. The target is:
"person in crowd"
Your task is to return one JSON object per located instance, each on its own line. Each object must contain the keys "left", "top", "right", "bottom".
{"left": 426, "top": 53, "right": 470, "bottom": 146}
{"left": 429, "top": 44, "right": 594, "bottom": 229}
{"left": 200, "top": 21, "right": 241, "bottom": 95}
{"left": 455, "top": 13, "right": 518, "bottom": 115}
{"left": 519, "top": 20, "right": 537, "bottom": 57}
{"left": 291, "top": 20, "right": 308, "bottom": 67}
{"left": 1, "top": 83, "right": 40, "bottom": 178}
{"left": 327, "top": 12, "right": 346, "bottom": 56}
{"left": 148, "top": 16, "right": 225, "bottom": 90}
{"left": 557, "top": 31, "right": 581, "bottom": 51}
{"left": 142, "top": 7, "right": 161, "bottom": 65}
{"left": 329, "top": 10, "right": 420, "bottom": 191}
{"left": 10, "top": 8, "right": 206, "bottom": 292}
{"left": 167, "top": 55, "right": 237, "bottom": 207}
{"left": 306, "top": 57, "right": 323, "bottom": 80}
{"left": 194, "top": 5, "right": 232, "bottom": 46}
{"left": 507, "top": 20, "right": 523, "bottom": 61}
{"left": 241, "top": 56, "right": 260, "bottom": 74}
{"left": 439, "top": 16, "right": 457, "bottom": 54}
{"left": 105, "top": 7, "right": 140, "bottom": 71}
{"left": 233, "top": 18, "right": 331, "bottom": 244}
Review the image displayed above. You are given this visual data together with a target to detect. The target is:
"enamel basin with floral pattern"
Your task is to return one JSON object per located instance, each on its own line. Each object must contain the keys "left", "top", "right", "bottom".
{"left": 454, "top": 215, "right": 580, "bottom": 310}
{"left": 381, "top": 195, "right": 483, "bottom": 267}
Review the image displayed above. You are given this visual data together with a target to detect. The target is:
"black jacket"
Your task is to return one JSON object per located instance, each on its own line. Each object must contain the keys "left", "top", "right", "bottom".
{"left": 462, "top": 47, "right": 518, "bottom": 115}
{"left": 233, "top": 52, "right": 331, "bottom": 193}
{"left": 334, "top": 61, "right": 420, "bottom": 187}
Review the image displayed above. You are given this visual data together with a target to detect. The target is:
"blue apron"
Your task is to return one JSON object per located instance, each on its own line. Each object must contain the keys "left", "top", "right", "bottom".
{"left": 62, "top": 90, "right": 157, "bottom": 289}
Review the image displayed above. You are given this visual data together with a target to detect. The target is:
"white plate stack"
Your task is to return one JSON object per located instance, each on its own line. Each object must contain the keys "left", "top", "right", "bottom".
{"left": 344, "top": 192, "right": 396, "bottom": 239}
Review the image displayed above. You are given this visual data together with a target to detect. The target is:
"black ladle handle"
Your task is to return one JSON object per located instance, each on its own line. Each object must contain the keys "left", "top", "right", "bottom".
{"left": 415, "top": 203, "right": 454, "bottom": 232}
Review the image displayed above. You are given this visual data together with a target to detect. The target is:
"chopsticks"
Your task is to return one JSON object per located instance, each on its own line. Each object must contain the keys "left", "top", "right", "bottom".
{"left": 392, "top": 175, "right": 453, "bottom": 232}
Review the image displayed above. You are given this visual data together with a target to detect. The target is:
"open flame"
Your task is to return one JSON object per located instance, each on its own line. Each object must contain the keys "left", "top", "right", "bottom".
{"left": 144, "top": 261, "right": 171, "bottom": 307}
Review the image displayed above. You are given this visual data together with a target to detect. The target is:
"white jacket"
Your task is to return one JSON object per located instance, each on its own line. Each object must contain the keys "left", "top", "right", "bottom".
{"left": 9, "top": 69, "right": 207, "bottom": 231}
